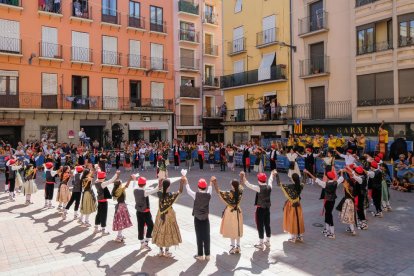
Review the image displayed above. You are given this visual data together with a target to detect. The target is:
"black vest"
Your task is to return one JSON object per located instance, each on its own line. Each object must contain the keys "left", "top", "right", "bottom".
{"left": 368, "top": 170, "right": 382, "bottom": 189}
{"left": 45, "top": 170, "right": 55, "bottom": 183}
{"left": 254, "top": 185, "right": 271, "bottom": 208}
{"left": 192, "top": 192, "right": 211, "bottom": 220}
{"left": 324, "top": 181, "right": 337, "bottom": 201}
{"left": 72, "top": 173, "right": 82, "bottom": 193}
{"left": 134, "top": 189, "right": 150, "bottom": 212}
{"left": 95, "top": 182, "right": 110, "bottom": 200}
{"left": 8, "top": 166, "right": 16, "bottom": 179}
{"left": 305, "top": 153, "right": 315, "bottom": 165}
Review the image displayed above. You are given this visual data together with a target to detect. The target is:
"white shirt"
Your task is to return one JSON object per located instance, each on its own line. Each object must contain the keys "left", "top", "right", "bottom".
{"left": 185, "top": 183, "right": 212, "bottom": 200}
{"left": 287, "top": 153, "right": 298, "bottom": 162}
{"left": 133, "top": 181, "right": 159, "bottom": 197}
{"left": 78, "top": 131, "right": 86, "bottom": 139}
{"left": 315, "top": 176, "right": 344, "bottom": 189}
{"left": 244, "top": 173, "right": 274, "bottom": 193}
{"left": 96, "top": 174, "right": 117, "bottom": 189}
{"left": 339, "top": 153, "right": 357, "bottom": 166}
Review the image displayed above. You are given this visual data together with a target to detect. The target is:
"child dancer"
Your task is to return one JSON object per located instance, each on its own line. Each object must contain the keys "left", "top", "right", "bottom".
{"left": 57, "top": 166, "right": 72, "bottom": 211}
{"left": 43, "top": 162, "right": 59, "bottom": 208}
{"left": 63, "top": 166, "right": 84, "bottom": 220}
{"left": 112, "top": 176, "right": 133, "bottom": 243}
{"left": 22, "top": 164, "right": 38, "bottom": 205}
{"left": 78, "top": 168, "right": 96, "bottom": 227}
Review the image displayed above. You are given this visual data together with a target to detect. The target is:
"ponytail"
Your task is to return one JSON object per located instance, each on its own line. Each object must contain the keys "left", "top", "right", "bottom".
{"left": 161, "top": 179, "right": 171, "bottom": 204}
{"left": 231, "top": 179, "right": 240, "bottom": 205}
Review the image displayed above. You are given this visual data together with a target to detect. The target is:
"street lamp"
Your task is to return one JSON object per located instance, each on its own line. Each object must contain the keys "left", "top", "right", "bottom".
{"left": 278, "top": 42, "right": 296, "bottom": 52}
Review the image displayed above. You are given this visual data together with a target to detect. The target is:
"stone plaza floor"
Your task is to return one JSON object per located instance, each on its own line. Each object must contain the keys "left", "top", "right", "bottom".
{"left": 0, "top": 166, "right": 413, "bottom": 276}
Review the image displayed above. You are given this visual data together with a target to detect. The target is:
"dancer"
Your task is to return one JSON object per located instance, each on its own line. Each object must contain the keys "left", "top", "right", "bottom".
{"left": 269, "top": 143, "right": 278, "bottom": 171}
{"left": 64, "top": 166, "right": 84, "bottom": 220}
{"left": 287, "top": 148, "right": 300, "bottom": 180}
{"left": 22, "top": 164, "right": 38, "bottom": 205}
{"left": 208, "top": 146, "right": 215, "bottom": 171}
{"left": 7, "top": 158, "right": 22, "bottom": 201}
{"left": 367, "top": 161, "right": 383, "bottom": 217}
{"left": 43, "top": 162, "right": 60, "bottom": 208}
{"left": 227, "top": 145, "right": 235, "bottom": 172}
{"left": 280, "top": 173, "right": 305, "bottom": 243}
{"left": 152, "top": 178, "right": 184, "bottom": 257}
{"left": 212, "top": 174, "right": 244, "bottom": 254}
{"left": 133, "top": 176, "right": 158, "bottom": 250}
{"left": 112, "top": 176, "right": 133, "bottom": 243}
{"left": 380, "top": 163, "right": 392, "bottom": 211}
{"left": 335, "top": 169, "right": 357, "bottom": 236}
{"left": 185, "top": 174, "right": 212, "bottom": 261}
{"left": 241, "top": 170, "right": 275, "bottom": 249}
{"left": 349, "top": 166, "right": 369, "bottom": 230}
{"left": 297, "top": 148, "right": 320, "bottom": 185}
{"left": 94, "top": 169, "right": 120, "bottom": 235}
{"left": 57, "top": 166, "right": 72, "bottom": 211}
{"left": 78, "top": 168, "right": 96, "bottom": 227}
{"left": 172, "top": 141, "right": 180, "bottom": 170}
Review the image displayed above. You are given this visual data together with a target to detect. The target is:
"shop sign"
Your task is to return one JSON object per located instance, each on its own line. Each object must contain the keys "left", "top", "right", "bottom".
{"left": 68, "top": 130, "right": 75, "bottom": 139}
{"left": 303, "top": 124, "right": 390, "bottom": 136}
{"left": 0, "top": 119, "right": 25, "bottom": 126}
{"left": 41, "top": 126, "right": 58, "bottom": 142}
{"left": 177, "top": 129, "right": 200, "bottom": 135}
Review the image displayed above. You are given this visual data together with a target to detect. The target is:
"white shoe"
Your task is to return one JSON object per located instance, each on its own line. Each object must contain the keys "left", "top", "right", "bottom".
{"left": 101, "top": 230, "right": 110, "bottom": 236}
{"left": 157, "top": 250, "right": 164, "bottom": 257}
{"left": 264, "top": 240, "right": 271, "bottom": 247}
{"left": 140, "top": 242, "right": 151, "bottom": 251}
{"left": 93, "top": 228, "right": 101, "bottom": 234}
{"left": 83, "top": 222, "right": 91, "bottom": 227}
{"left": 229, "top": 246, "right": 237, "bottom": 254}
{"left": 77, "top": 219, "right": 83, "bottom": 224}
{"left": 205, "top": 255, "right": 210, "bottom": 261}
{"left": 194, "top": 255, "right": 204, "bottom": 261}
{"left": 114, "top": 236, "right": 124, "bottom": 243}
{"left": 254, "top": 243, "right": 265, "bottom": 250}
{"left": 164, "top": 251, "right": 173, "bottom": 258}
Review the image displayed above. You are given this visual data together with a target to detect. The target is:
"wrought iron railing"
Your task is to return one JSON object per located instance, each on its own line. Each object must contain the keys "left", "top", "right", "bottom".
{"left": 179, "top": 29, "right": 200, "bottom": 43}
{"left": 357, "top": 98, "right": 394, "bottom": 107}
{"left": 228, "top": 38, "right": 246, "bottom": 55}
{"left": 150, "top": 57, "right": 168, "bottom": 71}
{"left": 203, "top": 107, "right": 223, "bottom": 118}
{"left": 399, "top": 96, "right": 414, "bottom": 104}
{"left": 299, "top": 56, "right": 329, "bottom": 77}
{"left": 356, "top": 0, "right": 379, "bottom": 8}
{"left": 128, "top": 15, "right": 145, "bottom": 29}
{"left": 72, "top": 4, "right": 92, "bottom": 20}
{"left": 256, "top": 27, "right": 278, "bottom": 47}
{"left": 102, "top": 50, "right": 121, "bottom": 66}
{"left": 178, "top": 0, "right": 199, "bottom": 15}
{"left": 399, "top": 37, "right": 414, "bottom": 48}
{"left": 204, "top": 76, "right": 219, "bottom": 87}
{"left": 101, "top": 9, "right": 120, "bottom": 25}
{"left": 180, "top": 86, "right": 200, "bottom": 98}
{"left": 204, "top": 14, "right": 218, "bottom": 25}
{"left": 357, "top": 41, "right": 393, "bottom": 55}
{"left": 0, "top": 36, "right": 21, "bottom": 54}
{"left": 39, "top": 42, "right": 62, "bottom": 59}
{"left": 38, "top": 0, "right": 62, "bottom": 14}
{"left": 176, "top": 115, "right": 202, "bottom": 126}
{"left": 299, "top": 11, "right": 328, "bottom": 35}
{"left": 150, "top": 21, "right": 167, "bottom": 33}
{"left": 204, "top": 44, "right": 218, "bottom": 56}
{"left": 180, "top": 57, "right": 199, "bottom": 70}
{"left": 71, "top": 46, "right": 93, "bottom": 62}
{"left": 0, "top": 0, "right": 22, "bottom": 8}
{"left": 128, "top": 54, "right": 146, "bottom": 68}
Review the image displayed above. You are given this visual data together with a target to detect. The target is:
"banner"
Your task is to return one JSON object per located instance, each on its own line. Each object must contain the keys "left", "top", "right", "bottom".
{"left": 294, "top": 119, "right": 302, "bottom": 134}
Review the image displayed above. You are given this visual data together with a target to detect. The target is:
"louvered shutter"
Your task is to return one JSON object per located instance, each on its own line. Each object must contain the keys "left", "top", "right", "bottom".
{"left": 102, "top": 78, "right": 118, "bottom": 109}
{"left": 0, "top": 19, "right": 20, "bottom": 53}
{"left": 42, "top": 73, "right": 58, "bottom": 95}
{"left": 42, "top": 27, "right": 58, "bottom": 58}
{"left": 129, "top": 40, "right": 141, "bottom": 67}
{"left": 151, "top": 82, "right": 164, "bottom": 107}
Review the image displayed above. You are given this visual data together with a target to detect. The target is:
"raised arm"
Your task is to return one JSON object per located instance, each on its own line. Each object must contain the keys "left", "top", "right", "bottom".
{"left": 211, "top": 176, "right": 219, "bottom": 194}
{"left": 101, "top": 171, "right": 120, "bottom": 188}
{"left": 184, "top": 176, "right": 195, "bottom": 200}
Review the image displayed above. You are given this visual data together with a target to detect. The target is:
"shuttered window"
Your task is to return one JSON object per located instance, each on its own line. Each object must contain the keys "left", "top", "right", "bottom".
{"left": 102, "top": 36, "right": 117, "bottom": 65}
{"left": 234, "top": 0, "right": 242, "bottom": 13}
{"left": 72, "top": 31, "right": 90, "bottom": 61}
{"left": 258, "top": 52, "right": 275, "bottom": 81}
{"left": 102, "top": 78, "right": 118, "bottom": 109}
{"left": 129, "top": 40, "right": 141, "bottom": 67}
{"left": 151, "top": 82, "right": 164, "bottom": 107}
{"left": 42, "top": 27, "right": 58, "bottom": 58}
{"left": 399, "top": 69, "right": 414, "bottom": 102}
{"left": 357, "top": 71, "right": 393, "bottom": 106}
{"left": 42, "top": 73, "right": 58, "bottom": 95}
{"left": 150, "top": 43, "right": 164, "bottom": 70}
{"left": 0, "top": 19, "right": 20, "bottom": 53}
{"left": 0, "top": 70, "right": 18, "bottom": 95}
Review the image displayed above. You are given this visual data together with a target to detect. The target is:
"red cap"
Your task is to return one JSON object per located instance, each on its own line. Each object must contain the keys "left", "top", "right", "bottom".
{"left": 4, "top": 156, "right": 9, "bottom": 162}
{"left": 347, "top": 149, "right": 353, "bottom": 154}
{"left": 370, "top": 161, "right": 378, "bottom": 169}
{"left": 271, "top": 144, "right": 276, "bottom": 149}
{"left": 377, "top": 153, "right": 384, "bottom": 159}
{"left": 349, "top": 164, "right": 356, "bottom": 170}
{"left": 157, "top": 155, "right": 163, "bottom": 161}
{"left": 9, "top": 159, "right": 16, "bottom": 165}
{"left": 355, "top": 166, "right": 364, "bottom": 175}
{"left": 138, "top": 177, "right": 147, "bottom": 185}
{"left": 45, "top": 162, "right": 53, "bottom": 169}
{"left": 327, "top": 171, "right": 336, "bottom": 180}
{"left": 198, "top": 178, "right": 207, "bottom": 189}
{"left": 257, "top": 173, "right": 267, "bottom": 183}
{"left": 306, "top": 148, "right": 312, "bottom": 152}
{"left": 76, "top": 166, "right": 84, "bottom": 173}
{"left": 97, "top": 171, "right": 106, "bottom": 179}
{"left": 374, "top": 157, "right": 381, "bottom": 163}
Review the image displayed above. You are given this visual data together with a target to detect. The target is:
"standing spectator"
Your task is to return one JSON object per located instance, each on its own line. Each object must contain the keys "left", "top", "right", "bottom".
{"left": 220, "top": 102, "right": 227, "bottom": 118}
{"left": 54, "top": 0, "right": 61, "bottom": 13}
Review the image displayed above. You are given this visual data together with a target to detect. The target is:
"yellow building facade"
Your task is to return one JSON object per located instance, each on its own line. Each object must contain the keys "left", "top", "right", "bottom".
{"left": 221, "top": 0, "right": 291, "bottom": 144}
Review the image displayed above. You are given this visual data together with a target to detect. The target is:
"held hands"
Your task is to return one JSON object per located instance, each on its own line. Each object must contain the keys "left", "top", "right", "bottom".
{"left": 210, "top": 176, "right": 217, "bottom": 185}
{"left": 272, "top": 169, "right": 278, "bottom": 176}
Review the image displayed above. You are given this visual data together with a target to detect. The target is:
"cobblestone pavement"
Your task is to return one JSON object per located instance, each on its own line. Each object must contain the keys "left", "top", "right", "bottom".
{"left": 0, "top": 166, "right": 413, "bottom": 276}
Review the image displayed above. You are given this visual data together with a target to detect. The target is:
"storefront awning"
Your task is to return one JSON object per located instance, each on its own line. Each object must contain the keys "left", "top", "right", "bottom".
{"left": 128, "top": 121, "right": 169, "bottom": 130}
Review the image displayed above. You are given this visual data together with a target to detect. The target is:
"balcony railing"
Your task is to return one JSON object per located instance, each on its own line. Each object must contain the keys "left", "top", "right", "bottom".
{"left": 204, "top": 14, "right": 218, "bottom": 25}
{"left": 256, "top": 27, "right": 278, "bottom": 47}
{"left": 180, "top": 86, "right": 200, "bottom": 98}
{"left": 179, "top": 29, "right": 200, "bottom": 43}
{"left": 220, "top": 65, "right": 287, "bottom": 89}
{"left": 204, "top": 107, "right": 223, "bottom": 118}
{"left": 223, "top": 101, "right": 352, "bottom": 122}
{"left": 299, "top": 56, "right": 329, "bottom": 77}
{"left": 128, "top": 54, "right": 146, "bottom": 69}
{"left": 38, "top": 1, "right": 62, "bottom": 14}
{"left": 102, "top": 50, "right": 121, "bottom": 66}
{"left": 399, "top": 96, "right": 414, "bottom": 104}
{"left": 299, "top": 11, "right": 328, "bottom": 36}
{"left": 101, "top": 9, "right": 120, "bottom": 25}
{"left": 357, "top": 98, "right": 394, "bottom": 107}
{"left": 228, "top": 38, "right": 246, "bottom": 55}
{"left": 128, "top": 15, "right": 145, "bottom": 29}
{"left": 356, "top": 0, "right": 379, "bottom": 8}
{"left": 176, "top": 115, "right": 202, "bottom": 126}
{"left": 399, "top": 37, "right": 414, "bottom": 48}
{"left": 72, "top": 4, "right": 92, "bottom": 20}
{"left": 71, "top": 46, "right": 93, "bottom": 63}
{"left": 180, "top": 57, "right": 199, "bottom": 70}
{"left": 150, "top": 57, "right": 168, "bottom": 71}
{"left": 0, "top": 0, "right": 22, "bottom": 8}
{"left": 0, "top": 36, "right": 21, "bottom": 54}
{"left": 130, "top": 98, "right": 174, "bottom": 111}
{"left": 150, "top": 21, "right": 167, "bottom": 33}
{"left": 39, "top": 42, "right": 62, "bottom": 59}
{"left": 204, "top": 76, "right": 219, "bottom": 87}
{"left": 204, "top": 44, "right": 218, "bottom": 56}
{"left": 178, "top": 0, "right": 199, "bottom": 15}
{"left": 357, "top": 41, "right": 393, "bottom": 55}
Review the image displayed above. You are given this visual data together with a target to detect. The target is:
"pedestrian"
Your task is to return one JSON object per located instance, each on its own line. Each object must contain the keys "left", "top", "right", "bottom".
{"left": 212, "top": 175, "right": 244, "bottom": 254}
{"left": 242, "top": 143, "right": 251, "bottom": 173}
{"left": 112, "top": 176, "right": 133, "bottom": 243}
{"left": 133, "top": 149, "right": 140, "bottom": 171}
{"left": 115, "top": 150, "right": 121, "bottom": 170}
{"left": 22, "top": 164, "right": 38, "bottom": 205}
{"left": 184, "top": 174, "right": 212, "bottom": 261}
{"left": 197, "top": 143, "right": 205, "bottom": 170}
{"left": 219, "top": 143, "right": 226, "bottom": 172}
{"left": 152, "top": 178, "right": 184, "bottom": 257}
{"left": 43, "top": 162, "right": 60, "bottom": 208}
{"left": 56, "top": 166, "right": 72, "bottom": 212}
{"left": 241, "top": 170, "right": 275, "bottom": 249}
{"left": 63, "top": 166, "right": 84, "bottom": 220}
{"left": 78, "top": 168, "right": 96, "bottom": 227}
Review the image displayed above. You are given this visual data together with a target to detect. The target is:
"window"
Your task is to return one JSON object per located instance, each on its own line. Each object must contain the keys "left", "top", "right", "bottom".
{"left": 233, "top": 132, "right": 248, "bottom": 146}
{"left": 262, "top": 15, "right": 276, "bottom": 44}
{"left": 71, "top": 75, "right": 89, "bottom": 110}
{"left": 129, "top": 80, "right": 141, "bottom": 102}
{"left": 0, "top": 19, "right": 20, "bottom": 53}
{"left": 150, "top": 5, "right": 164, "bottom": 32}
{"left": 71, "top": 31, "right": 90, "bottom": 61}
{"left": 357, "top": 71, "right": 394, "bottom": 106}
{"left": 129, "top": 1, "right": 140, "bottom": 18}
{"left": 398, "top": 13, "right": 414, "bottom": 47}
{"left": 102, "top": 0, "right": 117, "bottom": 15}
{"left": 234, "top": 0, "right": 242, "bottom": 13}
{"left": 180, "top": 105, "right": 195, "bottom": 126}
{"left": 181, "top": 76, "right": 194, "bottom": 87}
{"left": 398, "top": 69, "right": 414, "bottom": 104}
{"left": 232, "top": 26, "right": 244, "bottom": 53}
{"left": 73, "top": 0, "right": 89, "bottom": 18}
{"left": 150, "top": 43, "right": 164, "bottom": 70}
{"left": 180, "top": 21, "right": 196, "bottom": 42}
{"left": 258, "top": 52, "right": 276, "bottom": 81}
{"left": 205, "top": 4, "right": 215, "bottom": 24}
{"left": 41, "top": 26, "right": 58, "bottom": 58}
{"left": 309, "top": 0, "right": 324, "bottom": 32}
{"left": 42, "top": 73, "right": 58, "bottom": 95}
{"left": 129, "top": 40, "right": 141, "bottom": 68}
{"left": 357, "top": 26, "right": 374, "bottom": 54}
{"left": 102, "top": 78, "right": 118, "bottom": 109}
{"left": 180, "top": 48, "right": 195, "bottom": 69}
{"left": 151, "top": 82, "right": 164, "bottom": 107}
{"left": 102, "top": 36, "right": 118, "bottom": 65}
{"left": 233, "top": 59, "right": 244, "bottom": 74}
{"left": 205, "top": 65, "right": 214, "bottom": 85}
{"left": 0, "top": 70, "right": 18, "bottom": 95}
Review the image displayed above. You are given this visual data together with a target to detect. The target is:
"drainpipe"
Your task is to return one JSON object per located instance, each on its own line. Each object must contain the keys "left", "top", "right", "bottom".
{"left": 200, "top": 0, "right": 205, "bottom": 142}
{"left": 289, "top": 0, "right": 294, "bottom": 133}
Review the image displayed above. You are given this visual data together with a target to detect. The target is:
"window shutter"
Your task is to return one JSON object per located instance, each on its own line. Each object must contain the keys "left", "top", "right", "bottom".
{"left": 102, "top": 78, "right": 118, "bottom": 109}
{"left": 0, "top": 19, "right": 20, "bottom": 53}
{"left": 72, "top": 31, "right": 90, "bottom": 61}
{"left": 234, "top": 0, "right": 242, "bottom": 13}
{"left": 129, "top": 40, "right": 141, "bottom": 67}
{"left": 151, "top": 82, "right": 164, "bottom": 106}
{"left": 42, "top": 73, "right": 58, "bottom": 95}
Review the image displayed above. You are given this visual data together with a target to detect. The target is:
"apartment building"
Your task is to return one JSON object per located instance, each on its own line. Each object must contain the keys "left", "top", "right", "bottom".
{"left": 352, "top": 0, "right": 414, "bottom": 139}
{"left": 173, "top": 0, "right": 223, "bottom": 143}
{"left": 221, "top": 0, "right": 291, "bottom": 144}
{"left": 0, "top": 0, "right": 174, "bottom": 146}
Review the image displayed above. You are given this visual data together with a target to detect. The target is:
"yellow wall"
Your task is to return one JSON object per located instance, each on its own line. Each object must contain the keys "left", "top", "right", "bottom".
{"left": 222, "top": 0, "right": 291, "bottom": 109}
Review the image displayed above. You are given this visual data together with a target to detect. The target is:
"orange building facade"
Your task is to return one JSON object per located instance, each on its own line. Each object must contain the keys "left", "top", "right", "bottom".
{"left": 0, "top": 0, "right": 174, "bottom": 146}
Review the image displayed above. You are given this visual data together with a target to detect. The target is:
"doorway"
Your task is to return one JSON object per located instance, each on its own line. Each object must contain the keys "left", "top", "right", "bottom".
{"left": 112, "top": 123, "right": 124, "bottom": 149}
{"left": 310, "top": 42, "right": 324, "bottom": 74}
{"left": 205, "top": 96, "right": 214, "bottom": 117}
{"left": 310, "top": 86, "right": 325, "bottom": 119}
{"left": 130, "top": 80, "right": 141, "bottom": 108}
{"left": 72, "top": 76, "right": 89, "bottom": 109}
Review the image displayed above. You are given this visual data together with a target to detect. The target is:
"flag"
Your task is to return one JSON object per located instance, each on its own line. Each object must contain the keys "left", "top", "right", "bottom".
{"left": 294, "top": 119, "right": 302, "bottom": 134}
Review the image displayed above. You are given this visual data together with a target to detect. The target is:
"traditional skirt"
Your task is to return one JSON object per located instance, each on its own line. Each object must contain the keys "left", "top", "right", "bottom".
{"left": 283, "top": 200, "right": 305, "bottom": 235}
{"left": 158, "top": 170, "right": 168, "bottom": 180}
{"left": 382, "top": 180, "right": 390, "bottom": 202}
{"left": 80, "top": 191, "right": 97, "bottom": 215}
{"left": 56, "top": 184, "right": 71, "bottom": 203}
{"left": 15, "top": 173, "right": 23, "bottom": 189}
{"left": 152, "top": 208, "right": 182, "bottom": 248}
{"left": 113, "top": 203, "right": 133, "bottom": 231}
{"left": 339, "top": 198, "right": 355, "bottom": 225}
{"left": 144, "top": 160, "right": 151, "bottom": 168}
{"left": 288, "top": 163, "right": 301, "bottom": 179}
{"left": 23, "top": 180, "right": 38, "bottom": 195}
{"left": 220, "top": 206, "right": 243, "bottom": 239}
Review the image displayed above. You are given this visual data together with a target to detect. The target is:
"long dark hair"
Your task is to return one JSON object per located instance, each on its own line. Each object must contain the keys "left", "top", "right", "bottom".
{"left": 60, "top": 166, "right": 69, "bottom": 182}
{"left": 111, "top": 180, "right": 122, "bottom": 197}
{"left": 161, "top": 179, "right": 171, "bottom": 204}
{"left": 80, "top": 168, "right": 90, "bottom": 182}
{"left": 231, "top": 179, "right": 240, "bottom": 205}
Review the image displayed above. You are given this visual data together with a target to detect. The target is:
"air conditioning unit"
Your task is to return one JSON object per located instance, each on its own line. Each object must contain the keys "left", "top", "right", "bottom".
{"left": 143, "top": 116, "right": 151, "bottom": 122}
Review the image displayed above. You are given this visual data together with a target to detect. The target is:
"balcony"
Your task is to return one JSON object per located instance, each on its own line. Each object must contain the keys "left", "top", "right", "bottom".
{"left": 71, "top": 46, "right": 93, "bottom": 64}
{"left": 204, "top": 14, "right": 218, "bottom": 25}
{"left": 299, "top": 56, "right": 329, "bottom": 78}
{"left": 357, "top": 41, "right": 393, "bottom": 55}
{"left": 355, "top": 0, "right": 379, "bottom": 8}
{"left": 204, "top": 107, "right": 223, "bottom": 118}
{"left": 180, "top": 57, "right": 199, "bottom": 71}
{"left": 38, "top": 1, "right": 62, "bottom": 17}
{"left": 127, "top": 54, "right": 146, "bottom": 69}
{"left": 220, "top": 65, "right": 287, "bottom": 89}
{"left": 39, "top": 42, "right": 63, "bottom": 60}
{"left": 179, "top": 29, "right": 200, "bottom": 44}
{"left": 178, "top": 0, "right": 199, "bottom": 16}
{"left": 204, "top": 76, "right": 219, "bottom": 88}
{"left": 228, "top": 38, "right": 246, "bottom": 56}
{"left": 180, "top": 86, "right": 200, "bottom": 98}
{"left": 0, "top": 36, "right": 22, "bottom": 56}
{"left": 357, "top": 98, "right": 394, "bottom": 107}
{"left": 0, "top": 0, "right": 22, "bottom": 10}
{"left": 399, "top": 37, "right": 414, "bottom": 48}
{"left": 176, "top": 115, "right": 202, "bottom": 127}
{"left": 298, "top": 11, "right": 328, "bottom": 37}
{"left": 150, "top": 21, "right": 167, "bottom": 34}
{"left": 101, "top": 9, "right": 120, "bottom": 26}
{"left": 204, "top": 44, "right": 218, "bottom": 56}
{"left": 399, "top": 97, "right": 414, "bottom": 105}
{"left": 128, "top": 15, "right": 145, "bottom": 30}
{"left": 130, "top": 98, "right": 174, "bottom": 111}
{"left": 150, "top": 57, "right": 168, "bottom": 71}
{"left": 71, "top": 5, "right": 92, "bottom": 22}
{"left": 256, "top": 28, "right": 278, "bottom": 48}
{"left": 101, "top": 50, "right": 121, "bottom": 67}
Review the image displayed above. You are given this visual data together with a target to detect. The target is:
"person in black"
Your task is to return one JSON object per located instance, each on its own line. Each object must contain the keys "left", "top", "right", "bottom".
{"left": 115, "top": 150, "right": 121, "bottom": 170}
{"left": 4, "top": 156, "right": 10, "bottom": 194}
{"left": 172, "top": 141, "right": 180, "bottom": 170}
{"left": 242, "top": 170, "right": 275, "bottom": 249}
{"left": 297, "top": 148, "right": 320, "bottom": 185}
{"left": 219, "top": 144, "right": 226, "bottom": 172}
{"left": 242, "top": 143, "right": 251, "bottom": 173}
{"left": 269, "top": 144, "right": 278, "bottom": 171}
{"left": 184, "top": 175, "right": 212, "bottom": 261}
{"left": 7, "top": 159, "right": 22, "bottom": 201}
{"left": 43, "top": 162, "right": 60, "bottom": 208}
{"left": 367, "top": 161, "right": 383, "bottom": 217}
{"left": 348, "top": 166, "right": 368, "bottom": 230}
{"left": 98, "top": 151, "right": 107, "bottom": 172}
{"left": 63, "top": 166, "right": 84, "bottom": 220}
